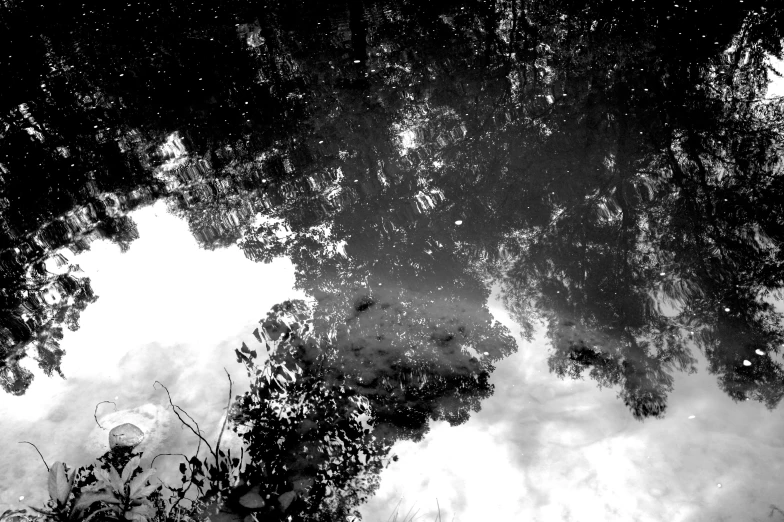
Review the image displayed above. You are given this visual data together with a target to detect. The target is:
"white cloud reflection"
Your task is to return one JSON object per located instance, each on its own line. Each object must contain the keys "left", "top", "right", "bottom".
{"left": 358, "top": 295, "right": 784, "bottom": 522}
{"left": 0, "top": 202, "right": 302, "bottom": 511}
{"left": 2, "top": 202, "right": 783, "bottom": 521}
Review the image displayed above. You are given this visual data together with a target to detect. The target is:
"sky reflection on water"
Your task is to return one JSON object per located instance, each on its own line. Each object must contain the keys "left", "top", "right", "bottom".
{"left": 2, "top": 1, "right": 784, "bottom": 520}
{"left": 360, "top": 297, "right": 784, "bottom": 522}
{"left": 0, "top": 204, "right": 301, "bottom": 510}
{"left": 3, "top": 203, "right": 780, "bottom": 520}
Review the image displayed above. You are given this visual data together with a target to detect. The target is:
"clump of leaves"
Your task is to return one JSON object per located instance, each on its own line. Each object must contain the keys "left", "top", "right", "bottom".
{"left": 84, "top": 455, "right": 159, "bottom": 521}
{"left": 29, "top": 461, "right": 88, "bottom": 522}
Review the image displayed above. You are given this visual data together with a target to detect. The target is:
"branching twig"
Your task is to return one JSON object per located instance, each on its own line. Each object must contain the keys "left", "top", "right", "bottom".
{"left": 93, "top": 401, "right": 117, "bottom": 430}
{"left": 154, "top": 381, "right": 216, "bottom": 462}
{"left": 19, "top": 441, "right": 49, "bottom": 472}
{"left": 214, "top": 368, "right": 233, "bottom": 459}
{"left": 153, "top": 372, "right": 239, "bottom": 515}
{"left": 150, "top": 453, "right": 189, "bottom": 469}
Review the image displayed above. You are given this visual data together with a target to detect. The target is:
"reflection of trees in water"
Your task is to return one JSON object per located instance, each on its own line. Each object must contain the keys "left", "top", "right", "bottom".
{"left": 1, "top": 0, "right": 783, "bottom": 422}
{"left": 232, "top": 291, "right": 513, "bottom": 520}
{"left": 493, "top": 11, "right": 784, "bottom": 417}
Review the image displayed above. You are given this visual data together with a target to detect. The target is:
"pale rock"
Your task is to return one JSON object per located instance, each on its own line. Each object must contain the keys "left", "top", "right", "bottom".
{"left": 109, "top": 422, "right": 144, "bottom": 450}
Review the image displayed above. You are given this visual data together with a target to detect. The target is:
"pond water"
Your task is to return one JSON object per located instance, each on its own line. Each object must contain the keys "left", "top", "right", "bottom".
{"left": 1, "top": 1, "right": 784, "bottom": 521}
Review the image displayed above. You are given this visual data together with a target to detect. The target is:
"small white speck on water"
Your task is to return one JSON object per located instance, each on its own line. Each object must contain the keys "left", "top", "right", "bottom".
{"left": 688, "top": 415, "right": 696, "bottom": 419}
{"left": 455, "top": 220, "right": 463, "bottom": 225}
{"left": 755, "top": 349, "right": 765, "bottom": 355}
{"left": 724, "top": 307, "right": 730, "bottom": 312}
{"left": 743, "top": 360, "right": 751, "bottom": 366}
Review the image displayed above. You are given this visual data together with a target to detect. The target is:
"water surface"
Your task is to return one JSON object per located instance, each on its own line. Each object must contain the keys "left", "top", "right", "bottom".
{"left": 2, "top": 1, "right": 784, "bottom": 520}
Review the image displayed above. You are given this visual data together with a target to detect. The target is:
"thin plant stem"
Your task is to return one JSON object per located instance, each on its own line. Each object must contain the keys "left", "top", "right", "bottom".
{"left": 93, "top": 401, "right": 117, "bottom": 430}
{"left": 154, "top": 381, "right": 217, "bottom": 462}
{"left": 18, "top": 441, "right": 49, "bottom": 472}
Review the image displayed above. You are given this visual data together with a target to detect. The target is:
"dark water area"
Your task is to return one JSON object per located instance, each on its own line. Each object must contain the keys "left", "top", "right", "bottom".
{"left": 1, "top": 0, "right": 784, "bottom": 520}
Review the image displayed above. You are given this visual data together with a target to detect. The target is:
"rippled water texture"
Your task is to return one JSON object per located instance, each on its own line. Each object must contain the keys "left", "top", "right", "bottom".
{"left": 1, "top": 1, "right": 784, "bottom": 521}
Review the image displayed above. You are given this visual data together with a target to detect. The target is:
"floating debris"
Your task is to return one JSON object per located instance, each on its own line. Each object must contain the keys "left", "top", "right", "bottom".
{"left": 755, "top": 349, "right": 765, "bottom": 355}
{"left": 688, "top": 415, "right": 696, "bottom": 419}
{"left": 455, "top": 220, "right": 463, "bottom": 225}
{"left": 743, "top": 360, "right": 751, "bottom": 366}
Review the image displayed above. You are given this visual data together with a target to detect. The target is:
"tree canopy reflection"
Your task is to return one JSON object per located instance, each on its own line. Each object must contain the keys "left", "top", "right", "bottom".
{"left": 231, "top": 293, "right": 512, "bottom": 520}
{"left": 1, "top": 0, "right": 782, "bottom": 427}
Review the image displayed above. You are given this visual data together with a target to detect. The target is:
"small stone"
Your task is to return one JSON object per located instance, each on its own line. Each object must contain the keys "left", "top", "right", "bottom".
{"left": 278, "top": 491, "right": 296, "bottom": 511}
{"left": 109, "top": 423, "right": 144, "bottom": 450}
{"left": 239, "top": 486, "right": 265, "bottom": 510}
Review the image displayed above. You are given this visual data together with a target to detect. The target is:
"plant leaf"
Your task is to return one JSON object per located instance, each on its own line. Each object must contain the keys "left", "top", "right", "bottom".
{"left": 121, "top": 456, "right": 141, "bottom": 484}
{"left": 133, "top": 484, "right": 159, "bottom": 499}
{"left": 93, "top": 468, "right": 111, "bottom": 489}
{"left": 67, "top": 469, "right": 77, "bottom": 500}
{"left": 47, "top": 462, "right": 61, "bottom": 503}
{"left": 125, "top": 504, "right": 155, "bottom": 522}
{"left": 108, "top": 465, "right": 124, "bottom": 494}
{"left": 128, "top": 468, "right": 157, "bottom": 498}
{"left": 48, "top": 462, "right": 72, "bottom": 506}
{"left": 72, "top": 492, "right": 121, "bottom": 512}
{"left": 78, "top": 507, "right": 114, "bottom": 522}
{"left": 278, "top": 491, "right": 296, "bottom": 511}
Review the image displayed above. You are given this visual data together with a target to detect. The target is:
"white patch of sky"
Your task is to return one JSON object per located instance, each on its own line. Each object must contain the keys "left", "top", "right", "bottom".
{"left": 359, "top": 289, "right": 784, "bottom": 522}
{"left": 0, "top": 201, "right": 302, "bottom": 510}
{"left": 768, "top": 56, "right": 784, "bottom": 98}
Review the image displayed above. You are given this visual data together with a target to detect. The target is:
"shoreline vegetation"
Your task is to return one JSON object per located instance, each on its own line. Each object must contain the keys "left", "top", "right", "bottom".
{"left": 4, "top": 299, "right": 485, "bottom": 522}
